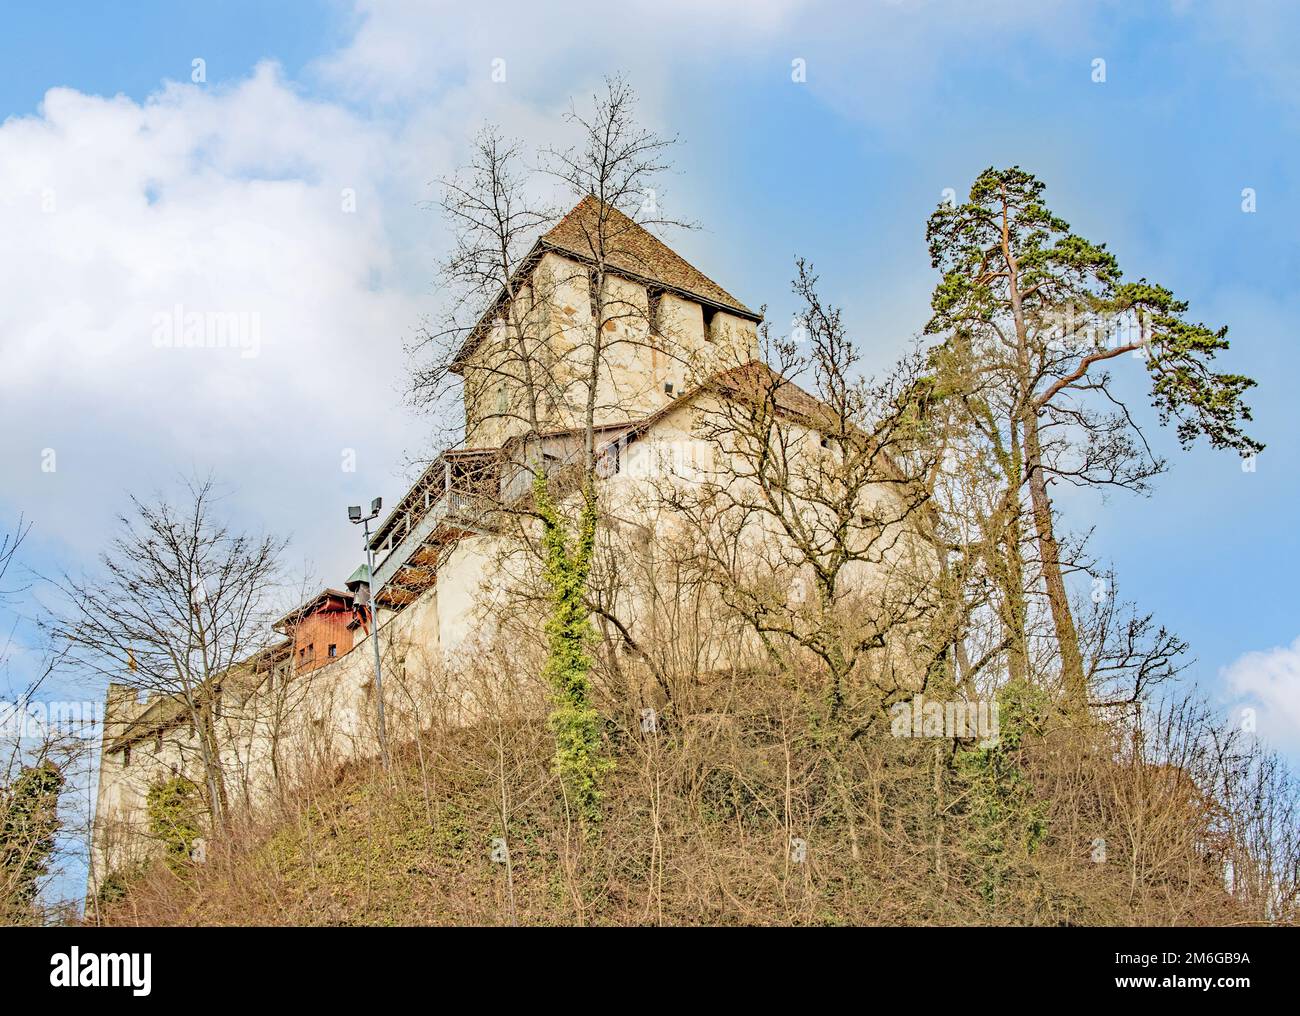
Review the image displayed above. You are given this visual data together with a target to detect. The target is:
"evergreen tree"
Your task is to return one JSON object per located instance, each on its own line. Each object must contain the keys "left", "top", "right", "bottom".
{"left": 926, "top": 167, "right": 1262, "bottom": 706}
{"left": 0, "top": 761, "right": 64, "bottom": 921}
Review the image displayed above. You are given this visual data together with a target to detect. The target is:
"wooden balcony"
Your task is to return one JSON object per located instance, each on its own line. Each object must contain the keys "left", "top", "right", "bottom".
{"left": 370, "top": 449, "right": 498, "bottom": 609}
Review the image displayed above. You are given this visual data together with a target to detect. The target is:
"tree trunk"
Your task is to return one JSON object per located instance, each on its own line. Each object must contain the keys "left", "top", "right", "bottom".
{"left": 188, "top": 700, "right": 224, "bottom": 831}
{"left": 1001, "top": 508, "right": 1029, "bottom": 686}
{"left": 1001, "top": 189, "right": 1086, "bottom": 708}
{"left": 196, "top": 699, "right": 230, "bottom": 830}
{"left": 1000, "top": 429, "right": 1029, "bottom": 687}
{"left": 1020, "top": 406, "right": 1086, "bottom": 706}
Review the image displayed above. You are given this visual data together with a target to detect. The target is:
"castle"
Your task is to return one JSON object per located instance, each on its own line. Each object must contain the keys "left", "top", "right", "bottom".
{"left": 90, "top": 197, "right": 923, "bottom": 895}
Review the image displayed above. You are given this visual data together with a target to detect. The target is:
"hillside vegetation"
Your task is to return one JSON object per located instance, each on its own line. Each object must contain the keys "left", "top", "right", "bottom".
{"left": 97, "top": 667, "right": 1286, "bottom": 927}
{"left": 61, "top": 134, "right": 1299, "bottom": 927}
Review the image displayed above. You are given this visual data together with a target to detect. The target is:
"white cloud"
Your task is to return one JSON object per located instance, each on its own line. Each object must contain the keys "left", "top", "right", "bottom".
{"left": 313, "top": 0, "right": 1095, "bottom": 139}
{"left": 0, "top": 62, "right": 430, "bottom": 580}
{"left": 1223, "top": 637, "right": 1300, "bottom": 749}
{"left": 316, "top": 0, "right": 806, "bottom": 105}
{"left": 5, "top": 0, "right": 1299, "bottom": 596}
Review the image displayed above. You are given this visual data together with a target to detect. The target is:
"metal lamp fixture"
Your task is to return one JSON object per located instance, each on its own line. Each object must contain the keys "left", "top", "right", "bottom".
{"left": 348, "top": 496, "right": 389, "bottom": 769}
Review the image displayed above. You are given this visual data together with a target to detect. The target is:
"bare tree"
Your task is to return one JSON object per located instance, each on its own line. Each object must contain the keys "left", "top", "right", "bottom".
{"left": 405, "top": 77, "right": 687, "bottom": 828}
{"left": 656, "top": 263, "right": 940, "bottom": 721}
{"left": 408, "top": 127, "right": 555, "bottom": 449}
{"left": 48, "top": 478, "right": 286, "bottom": 831}
{"left": 0, "top": 517, "right": 92, "bottom": 925}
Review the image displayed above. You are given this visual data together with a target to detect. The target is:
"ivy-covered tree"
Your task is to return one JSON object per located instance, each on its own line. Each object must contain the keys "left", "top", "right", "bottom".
{"left": 147, "top": 776, "right": 202, "bottom": 872}
{"left": 533, "top": 474, "right": 609, "bottom": 827}
{"left": 926, "top": 167, "right": 1262, "bottom": 707}
{"left": 411, "top": 79, "right": 683, "bottom": 831}
{"left": 0, "top": 761, "right": 64, "bottom": 921}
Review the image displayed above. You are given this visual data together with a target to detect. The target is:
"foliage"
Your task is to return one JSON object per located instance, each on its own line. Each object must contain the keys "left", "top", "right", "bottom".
{"left": 926, "top": 167, "right": 1260, "bottom": 456}
{"left": 96, "top": 863, "right": 144, "bottom": 909}
{"left": 146, "top": 776, "right": 203, "bottom": 872}
{"left": 0, "top": 761, "right": 64, "bottom": 920}
{"left": 533, "top": 473, "right": 611, "bottom": 829}
{"left": 954, "top": 681, "right": 1050, "bottom": 912}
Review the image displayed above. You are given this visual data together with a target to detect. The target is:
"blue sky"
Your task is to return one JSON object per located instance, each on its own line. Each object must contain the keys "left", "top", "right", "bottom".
{"left": 2, "top": 0, "right": 1299, "bottom": 902}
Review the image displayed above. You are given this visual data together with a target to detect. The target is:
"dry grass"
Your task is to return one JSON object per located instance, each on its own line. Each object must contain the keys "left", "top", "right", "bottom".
{"left": 96, "top": 664, "right": 1281, "bottom": 927}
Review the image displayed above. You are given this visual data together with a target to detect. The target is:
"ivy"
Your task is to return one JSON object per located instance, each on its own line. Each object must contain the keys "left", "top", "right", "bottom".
{"left": 954, "top": 681, "right": 1049, "bottom": 911}
{"left": 533, "top": 471, "right": 611, "bottom": 830}
{"left": 147, "top": 775, "right": 202, "bottom": 872}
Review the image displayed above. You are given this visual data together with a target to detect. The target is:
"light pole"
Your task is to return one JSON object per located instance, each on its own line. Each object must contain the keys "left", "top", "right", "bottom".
{"left": 349, "top": 497, "right": 389, "bottom": 770}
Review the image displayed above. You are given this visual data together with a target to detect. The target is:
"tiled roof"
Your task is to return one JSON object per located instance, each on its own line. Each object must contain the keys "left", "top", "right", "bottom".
{"left": 451, "top": 195, "right": 760, "bottom": 369}
{"left": 597, "top": 359, "right": 911, "bottom": 485}
{"left": 272, "top": 588, "right": 354, "bottom": 633}
{"left": 539, "top": 195, "right": 759, "bottom": 320}
{"left": 703, "top": 360, "right": 830, "bottom": 422}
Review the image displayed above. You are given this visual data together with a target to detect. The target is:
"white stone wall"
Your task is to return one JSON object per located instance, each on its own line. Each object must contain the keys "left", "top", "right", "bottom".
{"left": 461, "top": 251, "right": 760, "bottom": 445}
{"left": 91, "top": 384, "right": 926, "bottom": 898}
{"left": 90, "top": 582, "right": 450, "bottom": 892}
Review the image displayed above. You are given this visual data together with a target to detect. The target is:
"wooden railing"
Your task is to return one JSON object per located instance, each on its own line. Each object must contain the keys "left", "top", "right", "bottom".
{"left": 372, "top": 489, "right": 491, "bottom": 594}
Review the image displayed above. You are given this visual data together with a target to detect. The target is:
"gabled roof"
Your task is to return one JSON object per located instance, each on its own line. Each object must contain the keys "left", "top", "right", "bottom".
{"left": 704, "top": 360, "right": 832, "bottom": 422}
{"left": 596, "top": 360, "right": 913, "bottom": 489}
{"left": 451, "top": 195, "right": 761, "bottom": 369}
{"left": 541, "top": 196, "right": 758, "bottom": 319}
{"left": 596, "top": 360, "right": 831, "bottom": 454}
{"left": 272, "top": 588, "right": 354, "bottom": 633}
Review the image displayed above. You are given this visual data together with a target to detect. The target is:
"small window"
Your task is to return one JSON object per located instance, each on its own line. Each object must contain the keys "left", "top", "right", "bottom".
{"left": 328, "top": 644, "right": 337, "bottom": 658}
{"left": 664, "top": 381, "right": 674, "bottom": 397}
{"left": 647, "top": 289, "right": 663, "bottom": 334}
{"left": 155, "top": 732, "right": 163, "bottom": 754}
{"left": 122, "top": 745, "right": 131, "bottom": 768}
{"left": 600, "top": 445, "right": 622, "bottom": 477}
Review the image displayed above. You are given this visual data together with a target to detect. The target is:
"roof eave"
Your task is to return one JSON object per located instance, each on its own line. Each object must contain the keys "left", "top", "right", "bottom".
{"left": 272, "top": 589, "right": 354, "bottom": 633}
{"left": 537, "top": 238, "right": 762, "bottom": 322}
{"left": 448, "top": 241, "right": 548, "bottom": 372}
{"left": 449, "top": 239, "right": 762, "bottom": 372}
